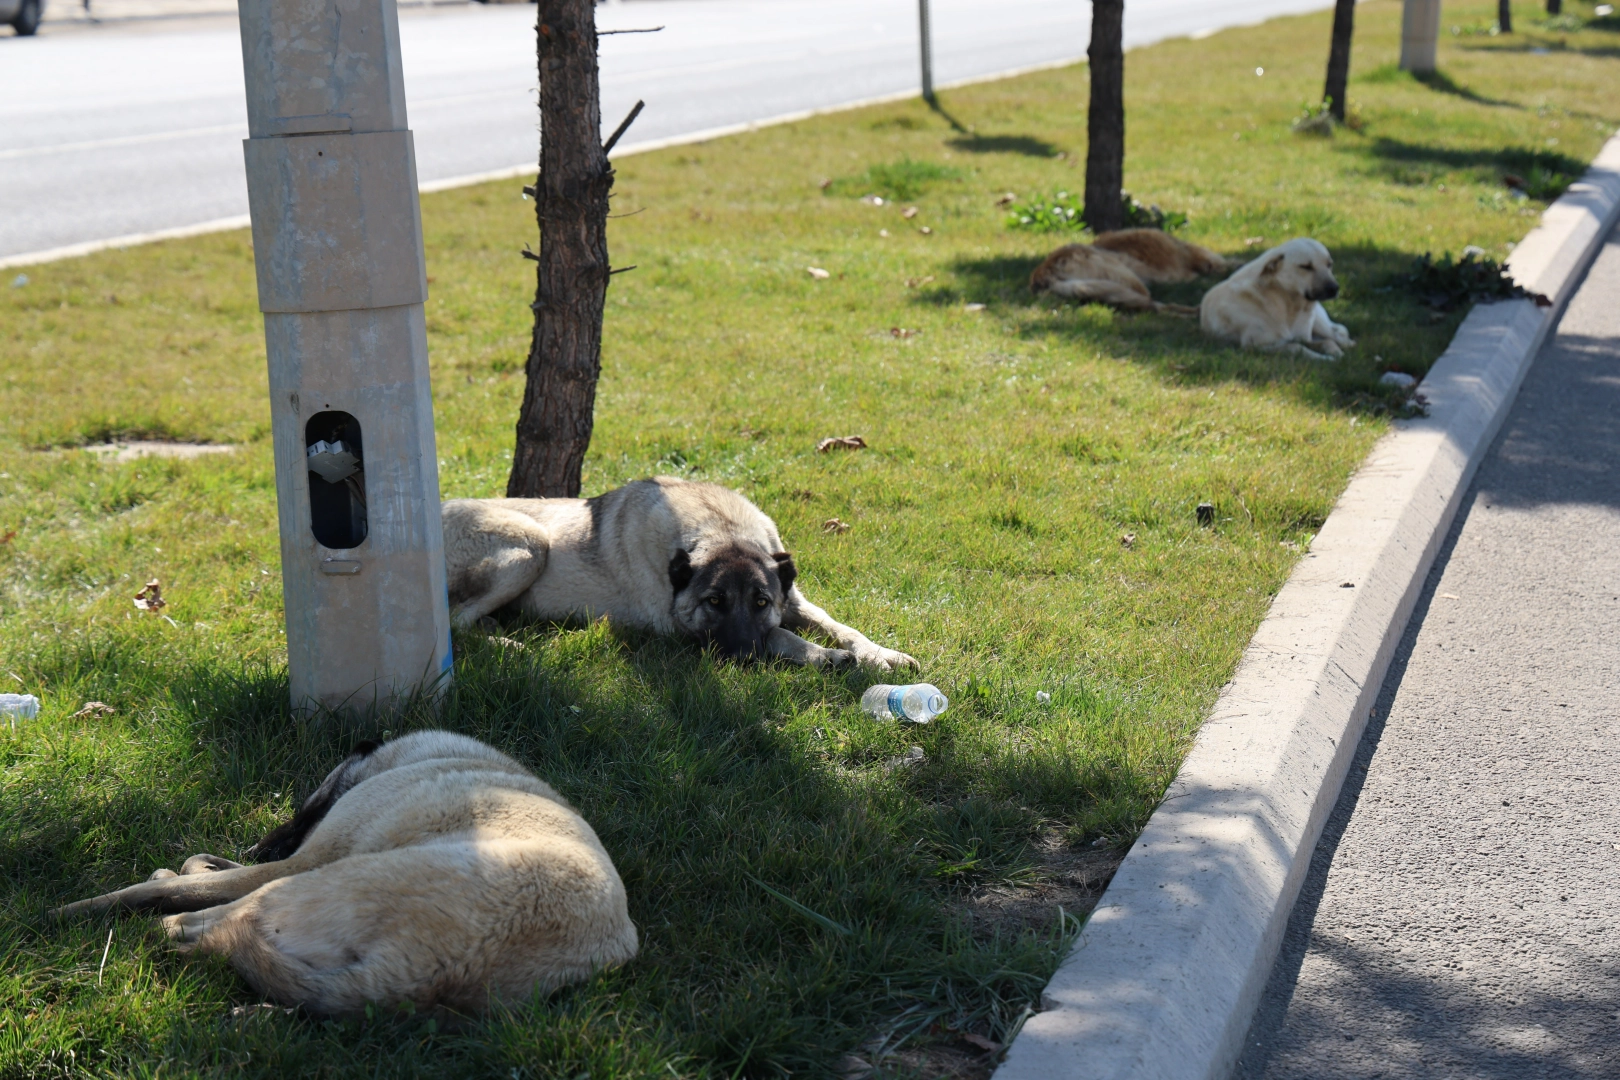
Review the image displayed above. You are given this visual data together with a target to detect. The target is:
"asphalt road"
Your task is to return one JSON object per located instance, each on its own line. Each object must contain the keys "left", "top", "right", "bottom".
{"left": 0, "top": 0, "right": 1335, "bottom": 262}
{"left": 1237, "top": 228, "right": 1620, "bottom": 1079}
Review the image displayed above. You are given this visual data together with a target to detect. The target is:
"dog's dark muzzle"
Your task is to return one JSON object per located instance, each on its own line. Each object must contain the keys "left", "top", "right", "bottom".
{"left": 701, "top": 618, "right": 772, "bottom": 662}
{"left": 1307, "top": 281, "right": 1340, "bottom": 301}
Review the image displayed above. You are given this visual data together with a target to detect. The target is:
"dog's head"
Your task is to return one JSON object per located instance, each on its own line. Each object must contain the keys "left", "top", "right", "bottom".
{"left": 668, "top": 543, "right": 796, "bottom": 660}
{"left": 1257, "top": 238, "right": 1340, "bottom": 301}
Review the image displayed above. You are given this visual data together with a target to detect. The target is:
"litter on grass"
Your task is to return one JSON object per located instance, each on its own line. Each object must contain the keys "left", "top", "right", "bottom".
{"left": 816, "top": 435, "right": 867, "bottom": 452}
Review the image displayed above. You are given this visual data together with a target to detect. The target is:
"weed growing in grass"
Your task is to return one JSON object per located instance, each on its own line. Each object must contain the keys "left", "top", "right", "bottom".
{"left": 825, "top": 158, "right": 963, "bottom": 201}
{"left": 1006, "top": 191, "right": 1187, "bottom": 233}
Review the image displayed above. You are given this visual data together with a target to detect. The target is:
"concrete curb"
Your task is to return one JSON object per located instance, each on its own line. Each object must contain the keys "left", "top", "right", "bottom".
{"left": 993, "top": 131, "right": 1620, "bottom": 1080}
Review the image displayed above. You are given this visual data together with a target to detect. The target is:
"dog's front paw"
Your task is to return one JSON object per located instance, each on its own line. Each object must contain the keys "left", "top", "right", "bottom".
{"left": 855, "top": 646, "right": 920, "bottom": 673}
{"left": 799, "top": 644, "right": 855, "bottom": 668}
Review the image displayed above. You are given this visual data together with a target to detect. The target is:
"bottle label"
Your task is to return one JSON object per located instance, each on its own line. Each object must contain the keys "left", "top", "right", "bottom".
{"left": 888, "top": 686, "right": 907, "bottom": 720}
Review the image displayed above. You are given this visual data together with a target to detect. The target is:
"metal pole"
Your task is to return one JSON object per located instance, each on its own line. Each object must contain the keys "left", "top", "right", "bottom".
{"left": 1399, "top": 0, "right": 1442, "bottom": 73}
{"left": 237, "top": 0, "right": 453, "bottom": 716}
{"left": 918, "top": 0, "right": 935, "bottom": 105}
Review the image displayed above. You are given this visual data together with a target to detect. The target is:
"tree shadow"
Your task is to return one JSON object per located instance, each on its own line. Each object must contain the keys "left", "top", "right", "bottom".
{"left": 945, "top": 134, "right": 1063, "bottom": 158}
{"left": 1411, "top": 69, "right": 1522, "bottom": 108}
{"left": 930, "top": 241, "right": 1459, "bottom": 414}
{"left": 10, "top": 630, "right": 1089, "bottom": 1078}
{"left": 1361, "top": 137, "right": 1585, "bottom": 184}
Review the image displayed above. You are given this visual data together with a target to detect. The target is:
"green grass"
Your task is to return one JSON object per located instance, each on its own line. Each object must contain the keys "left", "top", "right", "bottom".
{"left": 1, "top": 1, "right": 1616, "bottom": 1076}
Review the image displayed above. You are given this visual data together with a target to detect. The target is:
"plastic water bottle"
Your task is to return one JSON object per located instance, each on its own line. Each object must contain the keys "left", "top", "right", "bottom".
{"left": 861, "top": 683, "right": 948, "bottom": 723}
{"left": 0, "top": 693, "right": 39, "bottom": 730}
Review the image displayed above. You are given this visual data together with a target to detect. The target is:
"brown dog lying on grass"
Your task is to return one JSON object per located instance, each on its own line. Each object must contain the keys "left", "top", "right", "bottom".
{"left": 1030, "top": 228, "right": 1231, "bottom": 314}
{"left": 53, "top": 732, "right": 638, "bottom": 1017}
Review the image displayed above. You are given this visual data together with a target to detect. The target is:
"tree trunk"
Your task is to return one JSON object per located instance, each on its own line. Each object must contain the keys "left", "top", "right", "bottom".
{"left": 1499, "top": 0, "right": 1513, "bottom": 32}
{"left": 1323, "top": 0, "right": 1356, "bottom": 122}
{"left": 1546, "top": 0, "right": 1560, "bottom": 13}
{"left": 1084, "top": 0, "right": 1125, "bottom": 234}
{"left": 508, "top": 0, "right": 612, "bottom": 499}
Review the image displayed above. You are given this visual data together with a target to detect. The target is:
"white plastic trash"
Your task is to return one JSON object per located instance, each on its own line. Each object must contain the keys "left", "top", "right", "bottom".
{"left": 0, "top": 693, "right": 39, "bottom": 729}
{"left": 861, "top": 683, "right": 948, "bottom": 723}
{"left": 1379, "top": 371, "right": 1418, "bottom": 390}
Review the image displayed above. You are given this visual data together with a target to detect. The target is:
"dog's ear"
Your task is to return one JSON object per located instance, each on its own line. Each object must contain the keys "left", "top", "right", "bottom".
{"left": 1261, "top": 253, "right": 1286, "bottom": 276}
{"left": 771, "top": 551, "right": 797, "bottom": 593}
{"left": 668, "top": 549, "right": 695, "bottom": 594}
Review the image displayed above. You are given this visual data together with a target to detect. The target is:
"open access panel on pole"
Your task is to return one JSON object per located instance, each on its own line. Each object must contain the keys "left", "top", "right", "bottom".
{"left": 237, "top": 0, "right": 452, "bottom": 714}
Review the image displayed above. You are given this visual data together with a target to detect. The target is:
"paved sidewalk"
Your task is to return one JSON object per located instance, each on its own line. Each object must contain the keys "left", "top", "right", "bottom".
{"left": 1237, "top": 228, "right": 1620, "bottom": 1079}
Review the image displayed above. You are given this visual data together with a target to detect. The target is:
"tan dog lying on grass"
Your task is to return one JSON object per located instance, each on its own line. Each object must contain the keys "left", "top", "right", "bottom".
{"left": 442, "top": 476, "right": 918, "bottom": 672}
{"left": 1030, "top": 228, "right": 1230, "bottom": 314}
{"left": 1199, "top": 238, "right": 1355, "bottom": 360}
{"left": 53, "top": 731, "right": 637, "bottom": 1017}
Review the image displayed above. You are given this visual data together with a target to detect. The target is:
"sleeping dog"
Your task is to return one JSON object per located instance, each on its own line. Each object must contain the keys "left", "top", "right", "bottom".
{"left": 53, "top": 732, "right": 637, "bottom": 1016}
{"left": 442, "top": 477, "right": 918, "bottom": 671}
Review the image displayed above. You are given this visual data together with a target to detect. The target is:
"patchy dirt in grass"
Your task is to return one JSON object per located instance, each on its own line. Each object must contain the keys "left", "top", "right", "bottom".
{"left": 78, "top": 441, "right": 237, "bottom": 462}
{"left": 957, "top": 837, "right": 1124, "bottom": 940}
{"left": 845, "top": 837, "right": 1127, "bottom": 1080}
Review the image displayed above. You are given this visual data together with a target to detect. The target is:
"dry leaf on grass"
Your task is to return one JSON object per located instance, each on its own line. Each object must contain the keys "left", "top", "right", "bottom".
{"left": 1244, "top": 236, "right": 1266, "bottom": 247}
{"left": 878, "top": 229, "right": 890, "bottom": 238}
{"left": 806, "top": 267, "right": 831, "bottom": 280}
{"left": 995, "top": 192, "right": 1017, "bottom": 206}
{"left": 964, "top": 302, "right": 987, "bottom": 312}
{"left": 904, "top": 275, "right": 934, "bottom": 289}
{"left": 816, "top": 435, "right": 867, "bottom": 453}
{"left": 822, "top": 518, "right": 851, "bottom": 534}
{"left": 0, "top": 531, "right": 14, "bottom": 544}
{"left": 959, "top": 1032, "right": 1003, "bottom": 1054}
{"left": 133, "top": 579, "right": 166, "bottom": 613}
{"left": 918, "top": 226, "right": 933, "bottom": 235}
{"left": 902, "top": 206, "right": 919, "bottom": 219}
{"left": 889, "top": 327, "right": 918, "bottom": 339}
{"left": 1120, "top": 532, "right": 1137, "bottom": 548}
{"left": 71, "top": 702, "right": 116, "bottom": 719}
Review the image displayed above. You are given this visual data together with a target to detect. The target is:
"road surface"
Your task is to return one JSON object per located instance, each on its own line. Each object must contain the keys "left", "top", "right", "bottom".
{"left": 0, "top": 0, "right": 1334, "bottom": 262}
{"left": 1237, "top": 227, "right": 1620, "bottom": 1079}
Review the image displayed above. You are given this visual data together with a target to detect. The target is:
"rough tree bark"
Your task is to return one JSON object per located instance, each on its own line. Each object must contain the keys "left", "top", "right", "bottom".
{"left": 1083, "top": 0, "right": 1125, "bottom": 234}
{"left": 1324, "top": 0, "right": 1357, "bottom": 122}
{"left": 508, "top": 0, "right": 612, "bottom": 498}
{"left": 1499, "top": 0, "right": 1513, "bottom": 32}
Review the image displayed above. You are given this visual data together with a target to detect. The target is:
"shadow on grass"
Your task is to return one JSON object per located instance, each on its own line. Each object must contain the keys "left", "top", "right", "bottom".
{"left": 945, "top": 134, "right": 1063, "bottom": 158}
{"left": 1411, "top": 69, "right": 1522, "bottom": 108}
{"left": 929, "top": 242, "right": 1467, "bottom": 413}
{"left": 5, "top": 628, "right": 1144, "bottom": 1079}
{"left": 1362, "top": 138, "right": 1586, "bottom": 182}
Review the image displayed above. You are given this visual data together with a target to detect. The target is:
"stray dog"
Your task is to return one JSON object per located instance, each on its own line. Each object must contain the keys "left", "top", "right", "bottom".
{"left": 53, "top": 731, "right": 637, "bottom": 1016}
{"left": 1030, "top": 228, "right": 1229, "bottom": 314}
{"left": 1199, "top": 238, "right": 1355, "bottom": 360}
{"left": 442, "top": 477, "right": 918, "bottom": 672}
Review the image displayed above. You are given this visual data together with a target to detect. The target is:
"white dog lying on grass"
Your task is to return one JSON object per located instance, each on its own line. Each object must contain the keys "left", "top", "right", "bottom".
{"left": 1200, "top": 238, "right": 1355, "bottom": 361}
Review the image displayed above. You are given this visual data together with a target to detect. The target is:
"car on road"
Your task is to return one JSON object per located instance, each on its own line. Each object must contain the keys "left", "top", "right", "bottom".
{"left": 2, "top": 0, "right": 44, "bottom": 36}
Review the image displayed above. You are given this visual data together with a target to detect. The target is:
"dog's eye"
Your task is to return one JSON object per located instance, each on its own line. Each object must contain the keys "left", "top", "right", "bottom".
{"left": 755, "top": 597, "right": 768, "bottom": 608}
{"left": 1301, "top": 263, "right": 1314, "bottom": 271}
{"left": 706, "top": 595, "right": 721, "bottom": 606}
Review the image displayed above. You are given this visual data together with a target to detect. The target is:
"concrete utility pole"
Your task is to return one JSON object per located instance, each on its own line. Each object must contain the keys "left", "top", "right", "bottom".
{"left": 237, "top": 0, "right": 452, "bottom": 715}
{"left": 1399, "top": 0, "right": 1442, "bottom": 73}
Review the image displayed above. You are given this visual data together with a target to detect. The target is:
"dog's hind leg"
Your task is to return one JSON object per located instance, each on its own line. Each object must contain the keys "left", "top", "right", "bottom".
{"left": 52, "top": 853, "right": 317, "bottom": 919}
{"left": 780, "top": 591, "right": 919, "bottom": 672}
{"left": 443, "top": 503, "right": 551, "bottom": 628}
{"left": 1046, "top": 277, "right": 1156, "bottom": 311}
